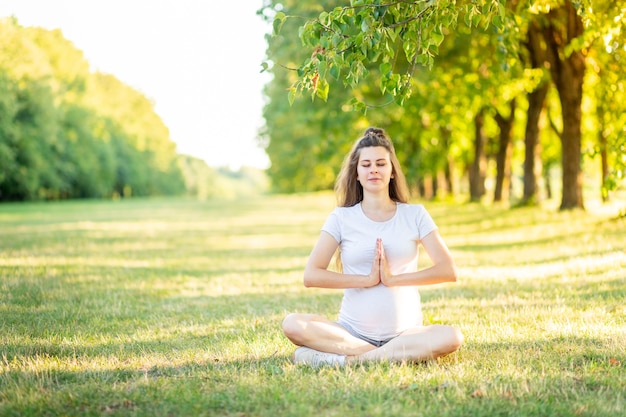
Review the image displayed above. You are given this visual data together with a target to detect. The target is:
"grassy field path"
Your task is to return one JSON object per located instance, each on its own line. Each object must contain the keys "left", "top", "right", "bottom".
{"left": 0, "top": 194, "right": 624, "bottom": 416}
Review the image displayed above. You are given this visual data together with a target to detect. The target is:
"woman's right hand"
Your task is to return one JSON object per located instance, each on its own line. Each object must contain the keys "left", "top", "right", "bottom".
{"left": 365, "top": 238, "right": 382, "bottom": 287}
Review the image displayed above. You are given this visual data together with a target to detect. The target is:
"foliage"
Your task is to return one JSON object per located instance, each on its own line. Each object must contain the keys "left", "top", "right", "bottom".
{"left": 177, "top": 154, "right": 269, "bottom": 199}
{"left": 270, "top": 0, "right": 506, "bottom": 107}
{"left": 582, "top": 4, "right": 626, "bottom": 198}
{"left": 260, "top": 0, "right": 364, "bottom": 193}
{"left": 0, "top": 194, "right": 624, "bottom": 416}
{"left": 0, "top": 18, "right": 187, "bottom": 201}
{"left": 260, "top": 0, "right": 625, "bottom": 209}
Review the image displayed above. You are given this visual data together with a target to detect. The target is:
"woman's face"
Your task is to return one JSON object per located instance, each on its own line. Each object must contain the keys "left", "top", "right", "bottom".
{"left": 356, "top": 146, "right": 393, "bottom": 192}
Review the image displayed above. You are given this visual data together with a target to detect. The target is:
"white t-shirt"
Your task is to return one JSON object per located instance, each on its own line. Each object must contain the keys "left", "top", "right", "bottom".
{"left": 321, "top": 202, "right": 438, "bottom": 340}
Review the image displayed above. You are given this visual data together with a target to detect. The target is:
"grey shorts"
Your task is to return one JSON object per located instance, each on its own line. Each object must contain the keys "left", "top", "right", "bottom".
{"left": 337, "top": 320, "right": 393, "bottom": 348}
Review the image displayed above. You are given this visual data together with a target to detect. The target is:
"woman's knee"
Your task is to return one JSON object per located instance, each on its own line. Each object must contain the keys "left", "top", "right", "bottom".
{"left": 281, "top": 313, "right": 306, "bottom": 342}
{"left": 437, "top": 324, "right": 464, "bottom": 353}
{"left": 449, "top": 326, "right": 464, "bottom": 350}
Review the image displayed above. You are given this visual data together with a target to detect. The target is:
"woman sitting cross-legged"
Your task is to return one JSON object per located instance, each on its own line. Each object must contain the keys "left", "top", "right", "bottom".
{"left": 282, "top": 127, "right": 464, "bottom": 367}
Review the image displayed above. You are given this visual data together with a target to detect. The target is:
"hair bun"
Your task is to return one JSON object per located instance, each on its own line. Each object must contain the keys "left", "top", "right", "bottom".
{"left": 364, "top": 127, "right": 384, "bottom": 137}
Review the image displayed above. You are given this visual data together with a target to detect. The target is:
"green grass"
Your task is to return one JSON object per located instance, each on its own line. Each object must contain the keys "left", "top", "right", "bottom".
{"left": 0, "top": 193, "right": 624, "bottom": 416}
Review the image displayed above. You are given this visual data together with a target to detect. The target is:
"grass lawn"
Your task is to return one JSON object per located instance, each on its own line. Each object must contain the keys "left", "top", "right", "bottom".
{"left": 0, "top": 193, "right": 624, "bottom": 416}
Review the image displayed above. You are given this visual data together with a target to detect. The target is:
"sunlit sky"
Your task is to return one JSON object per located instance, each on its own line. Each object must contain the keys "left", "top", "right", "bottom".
{"left": 0, "top": 0, "right": 272, "bottom": 169}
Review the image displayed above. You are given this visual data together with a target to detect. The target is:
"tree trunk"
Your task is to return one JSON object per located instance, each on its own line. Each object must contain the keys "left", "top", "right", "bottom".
{"left": 544, "top": 168, "right": 553, "bottom": 199}
{"left": 469, "top": 108, "right": 487, "bottom": 202}
{"left": 493, "top": 99, "right": 516, "bottom": 203}
{"left": 522, "top": 21, "right": 549, "bottom": 205}
{"left": 541, "top": 2, "right": 586, "bottom": 210}
{"left": 431, "top": 175, "right": 438, "bottom": 199}
{"left": 417, "top": 177, "right": 426, "bottom": 198}
{"left": 440, "top": 126, "right": 455, "bottom": 196}
{"left": 444, "top": 160, "right": 454, "bottom": 196}
{"left": 597, "top": 103, "right": 610, "bottom": 202}
{"left": 401, "top": 131, "right": 422, "bottom": 198}
{"left": 523, "top": 85, "right": 548, "bottom": 205}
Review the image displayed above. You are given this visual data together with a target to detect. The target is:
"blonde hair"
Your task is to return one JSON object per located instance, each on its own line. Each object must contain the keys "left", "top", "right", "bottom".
{"left": 335, "top": 127, "right": 409, "bottom": 206}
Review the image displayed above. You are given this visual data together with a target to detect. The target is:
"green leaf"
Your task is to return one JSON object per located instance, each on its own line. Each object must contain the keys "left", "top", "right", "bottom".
{"left": 379, "top": 62, "right": 392, "bottom": 76}
{"left": 348, "top": 97, "right": 367, "bottom": 114}
{"left": 361, "top": 17, "right": 372, "bottom": 32}
{"left": 472, "top": 13, "right": 482, "bottom": 27}
{"left": 273, "top": 12, "right": 286, "bottom": 35}
{"left": 316, "top": 78, "right": 330, "bottom": 102}
{"left": 431, "top": 31, "right": 444, "bottom": 46}
{"left": 320, "top": 36, "right": 329, "bottom": 49}
{"left": 318, "top": 61, "right": 328, "bottom": 80}
{"left": 464, "top": 7, "right": 472, "bottom": 27}
{"left": 287, "top": 86, "right": 296, "bottom": 106}
{"left": 492, "top": 15, "right": 503, "bottom": 30}
{"left": 319, "top": 11, "right": 330, "bottom": 27}
{"left": 416, "top": 53, "right": 429, "bottom": 65}
{"left": 332, "top": 33, "right": 343, "bottom": 48}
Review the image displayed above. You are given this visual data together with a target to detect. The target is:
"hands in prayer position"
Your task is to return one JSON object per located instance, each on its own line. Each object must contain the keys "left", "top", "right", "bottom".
{"left": 367, "top": 238, "right": 394, "bottom": 287}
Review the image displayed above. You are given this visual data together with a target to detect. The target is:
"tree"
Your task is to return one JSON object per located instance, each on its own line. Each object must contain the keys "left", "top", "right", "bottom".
{"left": 261, "top": 0, "right": 363, "bottom": 193}
{"left": 269, "top": 0, "right": 625, "bottom": 210}
{"left": 536, "top": 2, "right": 586, "bottom": 210}
{"left": 0, "top": 73, "right": 20, "bottom": 200}
{"left": 271, "top": 0, "right": 506, "bottom": 106}
{"left": 583, "top": 4, "right": 626, "bottom": 204}
{"left": 0, "top": 17, "right": 186, "bottom": 200}
{"left": 520, "top": 20, "right": 550, "bottom": 206}
{"left": 493, "top": 99, "right": 516, "bottom": 203}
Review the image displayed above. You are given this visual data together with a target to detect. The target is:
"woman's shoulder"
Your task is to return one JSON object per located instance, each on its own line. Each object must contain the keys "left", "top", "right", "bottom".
{"left": 325, "top": 204, "right": 360, "bottom": 220}
{"left": 396, "top": 203, "right": 437, "bottom": 233}
{"left": 396, "top": 202, "right": 431, "bottom": 218}
{"left": 332, "top": 204, "right": 361, "bottom": 214}
{"left": 397, "top": 202, "right": 427, "bottom": 211}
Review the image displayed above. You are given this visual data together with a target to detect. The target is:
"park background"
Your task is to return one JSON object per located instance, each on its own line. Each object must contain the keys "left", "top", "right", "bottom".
{"left": 1, "top": 0, "right": 625, "bottom": 416}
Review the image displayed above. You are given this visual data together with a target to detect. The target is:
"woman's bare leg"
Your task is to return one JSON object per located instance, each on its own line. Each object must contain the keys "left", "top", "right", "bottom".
{"left": 348, "top": 325, "right": 463, "bottom": 364}
{"left": 282, "top": 313, "right": 376, "bottom": 356}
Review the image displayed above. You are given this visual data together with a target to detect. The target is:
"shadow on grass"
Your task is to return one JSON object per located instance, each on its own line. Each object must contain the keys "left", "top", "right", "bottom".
{"left": 422, "top": 274, "right": 626, "bottom": 304}
{"left": 3, "top": 267, "right": 624, "bottom": 362}
{"left": 3, "top": 336, "right": 624, "bottom": 417}
{"left": 451, "top": 232, "right": 624, "bottom": 266}
{"left": 464, "top": 336, "right": 626, "bottom": 377}
{"left": 0, "top": 284, "right": 341, "bottom": 361}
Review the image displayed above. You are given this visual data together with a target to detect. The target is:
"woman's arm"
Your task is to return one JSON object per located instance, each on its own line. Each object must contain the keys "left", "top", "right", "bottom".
{"left": 303, "top": 231, "right": 380, "bottom": 289}
{"left": 380, "top": 230, "right": 458, "bottom": 287}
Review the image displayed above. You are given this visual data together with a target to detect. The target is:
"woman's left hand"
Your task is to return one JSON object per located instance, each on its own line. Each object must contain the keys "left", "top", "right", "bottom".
{"left": 378, "top": 239, "right": 395, "bottom": 286}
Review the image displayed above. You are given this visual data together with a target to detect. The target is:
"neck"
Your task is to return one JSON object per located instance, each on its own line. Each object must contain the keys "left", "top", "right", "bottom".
{"left": 360, "top": 193, "right": 396, "bottom": 222}
{"left": 361, "top": 193, "right": 394, "bottom": 210}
